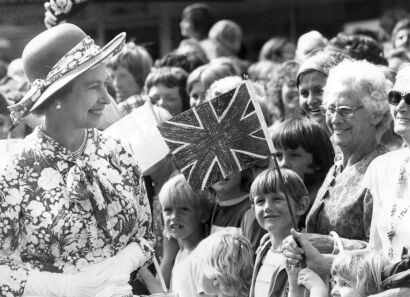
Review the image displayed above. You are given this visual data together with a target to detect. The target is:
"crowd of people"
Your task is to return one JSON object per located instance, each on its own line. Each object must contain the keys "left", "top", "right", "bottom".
{"left": 1, "top": 1, "right": 410, "bottom": 297}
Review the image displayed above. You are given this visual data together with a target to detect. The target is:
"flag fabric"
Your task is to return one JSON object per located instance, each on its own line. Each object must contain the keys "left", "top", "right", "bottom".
{"left": 105, "top": 100, "right": 171, "bottom": 174}
{"left": 157, "top": 82, "right": 274, "bottom": 192}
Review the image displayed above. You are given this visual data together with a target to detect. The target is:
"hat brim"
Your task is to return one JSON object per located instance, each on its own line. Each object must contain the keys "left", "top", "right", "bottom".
{"left": 30, "top": 32, "right": 126, "bottom": 112}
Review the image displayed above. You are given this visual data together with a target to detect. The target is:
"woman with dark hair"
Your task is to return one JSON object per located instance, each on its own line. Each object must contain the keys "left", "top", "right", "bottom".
{"left": 296, "top": 50, "right": 349, "bottom": 132}
{"left": 145, "top": 66, "right": 190, "bottom": 116}
{"left": 0, "top": 23, "right": 154, "bottom": 297}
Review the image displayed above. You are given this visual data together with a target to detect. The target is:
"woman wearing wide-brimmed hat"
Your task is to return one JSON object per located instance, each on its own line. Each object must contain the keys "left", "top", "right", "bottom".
{"left": 0, "top": 23, "right": 155, "bottom": 297}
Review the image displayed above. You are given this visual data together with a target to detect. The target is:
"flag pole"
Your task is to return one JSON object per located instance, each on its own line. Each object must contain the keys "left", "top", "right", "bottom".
{"left": 271, "top": 153, "right": 299, "bottom": 231}
{"left": 243, "top": 80, "right": 299, "bottom": 231}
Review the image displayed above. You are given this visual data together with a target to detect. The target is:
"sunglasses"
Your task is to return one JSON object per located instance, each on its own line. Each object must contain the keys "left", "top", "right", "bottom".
{"left": 388, "top": 90, "right": 410, "bottom": 106}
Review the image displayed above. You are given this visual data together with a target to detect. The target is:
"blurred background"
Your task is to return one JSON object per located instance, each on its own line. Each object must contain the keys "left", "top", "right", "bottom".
{"left": 0, "top": 0, "right": 409, "bottom": 62}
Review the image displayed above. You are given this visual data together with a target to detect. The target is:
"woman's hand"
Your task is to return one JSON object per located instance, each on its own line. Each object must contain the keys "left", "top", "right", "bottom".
{"left": 281, "top": 229, "right": 305, "bottom": 265}
{"left": 80, "top": 242, "right": 150, "bottom": 281}
{"left": 282, "top": 229, "right": 334, "bottom": 276}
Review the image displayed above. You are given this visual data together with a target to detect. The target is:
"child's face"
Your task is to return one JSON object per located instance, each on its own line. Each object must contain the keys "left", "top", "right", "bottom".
{"left": 189, "top": 81, "right": 206, "bottom": 107}
{"left": 275, "top": 146, "right": 316, "bottom": 181}
{"left": 210, "top": 172, "right": 242, "bottom": 200}
{"left": 162, "top": 202, "right": 202, "bottom": 242}
{"left": 253, "top": 192, "right": 296, "bottom": 233}
{"left": 331, "top": 275, "right": 361, "bottom": 297}
{"left": 148, "top": 83, "right": 184, "bottom": 116}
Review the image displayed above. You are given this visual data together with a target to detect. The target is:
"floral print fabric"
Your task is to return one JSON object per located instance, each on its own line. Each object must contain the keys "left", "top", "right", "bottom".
{"left": 0, "top": 127, "right": 155, "bottom": 297}
{"left": 305, "top": 146, "right": 388, "bottom": 240}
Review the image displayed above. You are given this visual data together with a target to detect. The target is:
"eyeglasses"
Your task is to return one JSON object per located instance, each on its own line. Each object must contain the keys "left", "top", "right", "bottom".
{"left": 319, "top": 105, "right": 364, "bottom": 119}
{"left": 388, "top": 90, "right": 410, "bottom": 106}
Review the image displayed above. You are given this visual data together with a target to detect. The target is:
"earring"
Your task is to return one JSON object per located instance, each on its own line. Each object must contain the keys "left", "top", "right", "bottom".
{"left": 56, "top": 102, "right": 62, "bottom": 110}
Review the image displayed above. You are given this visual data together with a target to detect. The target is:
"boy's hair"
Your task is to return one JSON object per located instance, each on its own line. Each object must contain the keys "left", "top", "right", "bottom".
{"left": 196, "top": 232, "right": 253, "bottom": 297}
{"left": 332, "top": 250, "right": 390, "bottom": 297}
{"left": 158, "top": 173, "right": 211, "bottom": 215}
{"left": 144, "top": 66, "right": 190, "bottom": 112}
{"left": 154, "top": 52, "right": 206, "bottom": 74}
{"left": 270, "top": 118, "right": 334, "bottom": 186}
{"left": 249, "top": 168, "right": 308, "bottom": 208}
{"left": 106, "top": 42, "right": 153, "bottom": 89}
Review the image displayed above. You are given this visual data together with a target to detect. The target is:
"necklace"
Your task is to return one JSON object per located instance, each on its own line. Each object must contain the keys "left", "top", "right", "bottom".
{"left": 387, "top": 156, "right": 410, "bottom": 259}
{"left": 71, "top": 130, "right": 87, "bottom": 158}
{"left": 39, "top": 126, "right": 87, "bottom": 158}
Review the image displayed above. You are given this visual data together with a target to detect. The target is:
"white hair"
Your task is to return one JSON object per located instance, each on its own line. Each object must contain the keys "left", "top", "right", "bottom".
{"left": 323, "top": 59, "right": 392, "bottom": 130}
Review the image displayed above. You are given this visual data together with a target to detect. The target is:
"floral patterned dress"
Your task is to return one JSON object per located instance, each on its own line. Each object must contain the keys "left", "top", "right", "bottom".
{"left": 0, "top": 127, "right": 155, "bottom": 297}
{"left": 305, "top": 146, "right": 388, "bottom": 241}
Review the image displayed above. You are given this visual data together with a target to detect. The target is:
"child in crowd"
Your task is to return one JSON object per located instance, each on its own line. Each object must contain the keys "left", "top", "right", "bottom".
{"left": 249, "top": 168, "right": 310, "bottom": 297}
{"left": 139, "top": 174, "right": 212, "bottom": 294}
{"left": 242, "top": 117, "right": 334, "bottom": 252}
{"left": 210, "top": 169, "right": 253, "bottom": 234}
{"left": 145, "top": 66, "right": 190, "bottom": 116}
{"left": 289, "top": 250, "right": 390, "bottom": 297}
{"left": 173, "top": 232, "right": 254, "bottom": 297}
{"left": 271, "top": 117, "right": 334, "bottom": 205}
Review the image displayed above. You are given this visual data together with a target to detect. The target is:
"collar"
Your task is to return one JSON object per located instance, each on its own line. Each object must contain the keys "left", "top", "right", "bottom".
{"left": 217, "top": 194, "right": 249, "bottom": 206}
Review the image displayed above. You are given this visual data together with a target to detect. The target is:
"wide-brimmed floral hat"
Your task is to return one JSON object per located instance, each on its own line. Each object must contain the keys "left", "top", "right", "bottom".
{"left": 8, "top": 23, "right": 125, "bottom": 124}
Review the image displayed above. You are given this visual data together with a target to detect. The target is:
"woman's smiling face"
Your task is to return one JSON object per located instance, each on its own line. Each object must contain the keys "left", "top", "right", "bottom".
{"left": 298, "top": 70, "right": 327, "bottom": 126}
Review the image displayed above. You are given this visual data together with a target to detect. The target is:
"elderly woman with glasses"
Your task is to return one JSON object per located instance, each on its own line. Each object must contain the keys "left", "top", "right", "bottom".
{"left": 282, "top": 61, "right": 410, "bottom": 297}
{"left": 0, "top": 24, "right": 155, "bottom": 297}
{"left": 304, "top": 59, "right": 391, "bottom": 241}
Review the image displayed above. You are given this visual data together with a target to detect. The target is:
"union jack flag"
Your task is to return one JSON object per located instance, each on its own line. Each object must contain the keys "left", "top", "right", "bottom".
{"left": 157, "top": 82, "right": 273, "bottom": 191}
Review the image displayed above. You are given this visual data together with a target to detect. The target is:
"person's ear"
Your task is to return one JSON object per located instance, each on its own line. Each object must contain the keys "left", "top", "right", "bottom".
{"left": 295, "top": 195, "right": 309, "bottom": 216}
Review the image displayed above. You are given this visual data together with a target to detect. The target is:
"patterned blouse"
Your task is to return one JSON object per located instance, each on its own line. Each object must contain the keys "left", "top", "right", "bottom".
{"left": 0, "top": 127, "right": 155, "bottom": 297}
{"left": 305, "top": 146, "right": 388, "bottom": 241}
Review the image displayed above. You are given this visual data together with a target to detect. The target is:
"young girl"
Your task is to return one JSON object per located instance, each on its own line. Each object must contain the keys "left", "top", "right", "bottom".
{"left": 291, "top": 250, "right": 390, "bottom": 297}
{"left": 249, "top": 168, "right": 310, "bottom": 297}
{"left": 139, "top": 173, "right": 212, "bottom": 294}
{"left": 174, "top": 232, "right": 254, "bottom": 297}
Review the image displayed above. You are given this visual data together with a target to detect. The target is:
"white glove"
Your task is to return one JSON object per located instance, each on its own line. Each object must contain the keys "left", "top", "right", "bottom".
{"left": 80, "top": 242, "right": 151, "bottom": 281}
{"left": 24, "top": 269, "right": 122, "bottom": 297}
